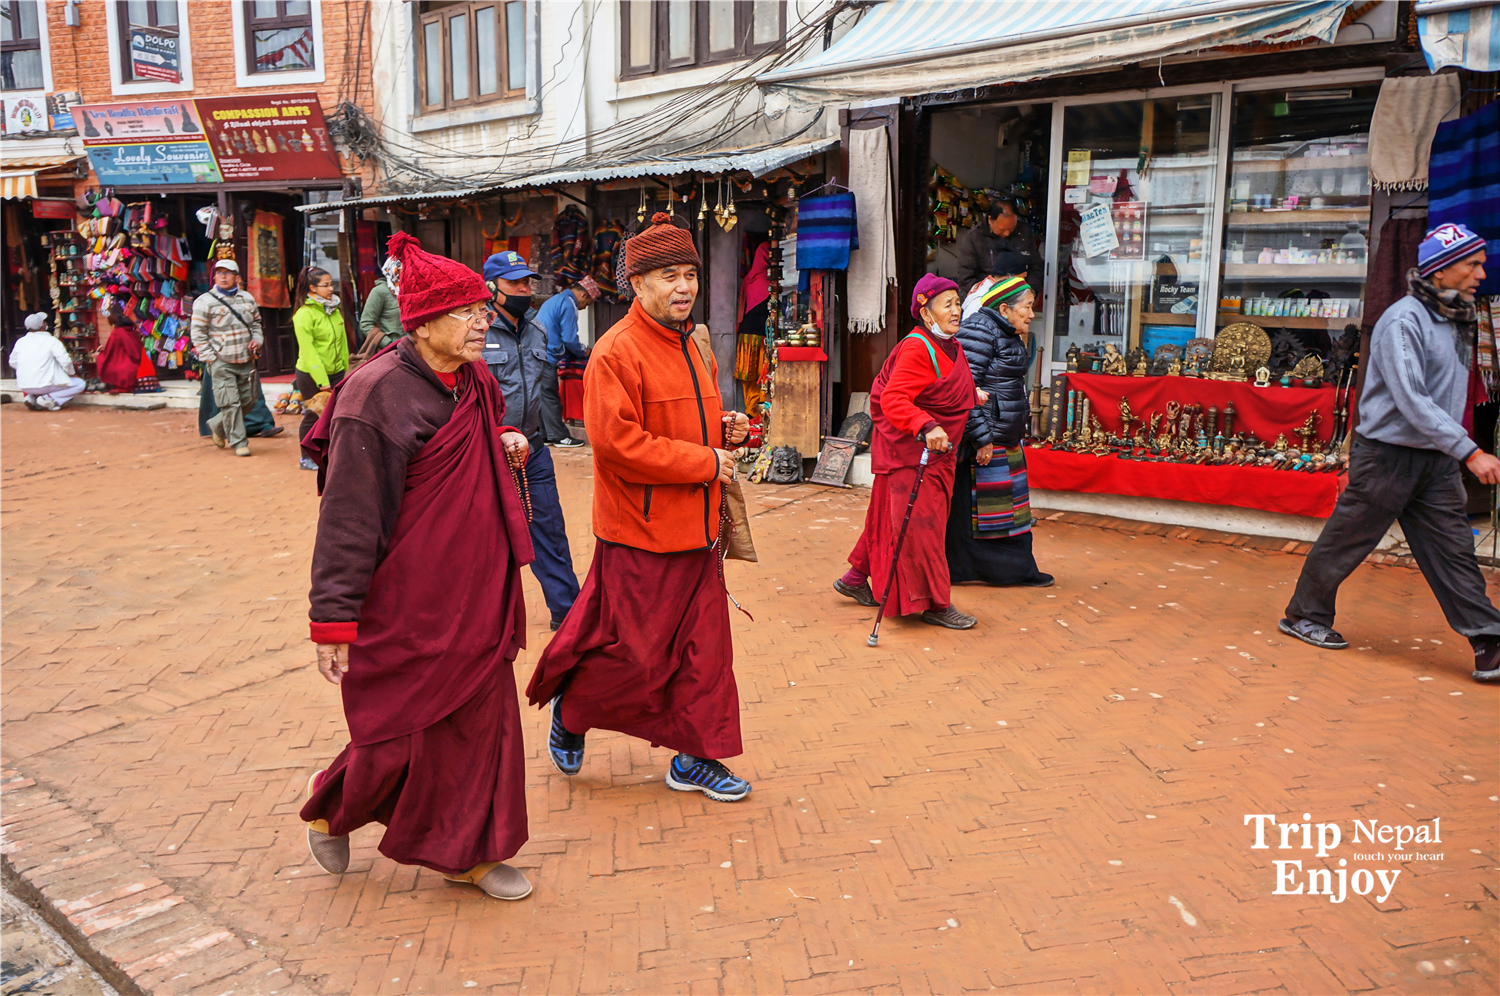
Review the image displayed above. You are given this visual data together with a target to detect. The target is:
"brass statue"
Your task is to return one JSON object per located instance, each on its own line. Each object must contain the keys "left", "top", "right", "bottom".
{"left": 1294, "top": 410, "right": 1320, "bottom": 451}
{"left": 1167, "top": 357, "right": 1182, "bottom": 376}
{"left": 1132, "top": 358, "right": 1148, "bottom": 377}
{"left": 1273, "top": 433, "right": 1289, "bottom": 453}
{"left": 1291, "top": 353, "right": 1325, "bottom": 382}
{"left": 1253, "top": 364, "right": 1272, "bottom": 388}
{"left": 1119, "top": 397, "right": 1136, "bottom": 439}
{"left": 1101, "top": 343, "right": 1127, "bottom": 376}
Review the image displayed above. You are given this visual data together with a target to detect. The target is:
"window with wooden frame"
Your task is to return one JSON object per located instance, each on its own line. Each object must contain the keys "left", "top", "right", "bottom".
{"left": 621, "top": 1, "right": 784, "bottom": 78}
{"left": 116, "top": 1, "right": 181, "bottom": 84}
{"left": 243, "top": 1, "right": 315, "bottom": 74}
{"left": 416, "top": 1, "right": 527, "bottom": 113}
{"left": 0, "top": 0, "right": 43, "bottom": 92}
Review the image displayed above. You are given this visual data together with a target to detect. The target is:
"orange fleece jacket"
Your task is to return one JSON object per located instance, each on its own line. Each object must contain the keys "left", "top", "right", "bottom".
{"left": 585, "top": 300, "right": 724, "bottom": 553}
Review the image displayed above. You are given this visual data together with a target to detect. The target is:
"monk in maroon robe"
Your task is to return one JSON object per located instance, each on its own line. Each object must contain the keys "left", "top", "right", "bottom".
{"left": 299, "top": 233, "right": 538, "bottom": 901}
{"left": 836, "top": 275, "right": 983, "bottom": 629}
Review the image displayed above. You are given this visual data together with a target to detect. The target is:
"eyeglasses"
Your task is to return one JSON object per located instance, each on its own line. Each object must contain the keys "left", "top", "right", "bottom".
{"left": 447, "top": 310, "right": 491, "bottom": 328}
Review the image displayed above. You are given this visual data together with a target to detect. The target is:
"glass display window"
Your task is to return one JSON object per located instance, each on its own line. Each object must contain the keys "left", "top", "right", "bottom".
{"left": 1215, "top": 83, "right": 1378, "bottom": 354}
{"left": 1050, "top": 94, "right": 1220, "bottom": 364}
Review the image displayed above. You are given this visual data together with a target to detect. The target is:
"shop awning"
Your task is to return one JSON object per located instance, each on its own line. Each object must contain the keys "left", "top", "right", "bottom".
{"left": 295, "top": 137, "right": 839, "bottom": 214}
{"left": 0, "top": 156, "right": 84, "bottom": 200}
{"left": 1416, "top": 1, "right": 1499, "bottom": 71}
{"left": 760, "top": 0, "right": 1356, "bottom": 106}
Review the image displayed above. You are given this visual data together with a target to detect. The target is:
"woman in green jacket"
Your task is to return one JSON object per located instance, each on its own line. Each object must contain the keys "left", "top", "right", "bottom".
{"left": 291, "top": 266, "right": 350, "bottom": 463}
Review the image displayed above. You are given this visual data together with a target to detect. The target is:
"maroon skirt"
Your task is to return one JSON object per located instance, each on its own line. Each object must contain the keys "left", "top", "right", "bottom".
{"left": 848, "top": 461, "right": 956, "bottom": 616}
{"left": 299, "top": 662, "right": 528, "bottom": 876}
{"left": 526, "top": 542, "right": 741, "bottom": 760}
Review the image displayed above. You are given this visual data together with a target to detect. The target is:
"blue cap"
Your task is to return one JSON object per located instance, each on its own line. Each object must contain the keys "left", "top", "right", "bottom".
{"left": 483, "top": 250, "right": 540, "bottom": 282}
{"left": 1417, "top": 223, "right": 1487, "bottom": 277}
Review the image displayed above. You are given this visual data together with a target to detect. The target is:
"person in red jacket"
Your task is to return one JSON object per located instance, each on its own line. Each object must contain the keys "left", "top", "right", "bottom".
{"left": 527, "top": 213, "right": 754, "bottom": 801}
{"left": 835, "top": 274, "right": 984, "bottom": 629}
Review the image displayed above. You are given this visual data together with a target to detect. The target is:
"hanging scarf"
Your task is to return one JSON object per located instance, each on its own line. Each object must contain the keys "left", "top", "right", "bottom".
{"left": 1407, "top": 268, "right": 1477, "bottom": 368}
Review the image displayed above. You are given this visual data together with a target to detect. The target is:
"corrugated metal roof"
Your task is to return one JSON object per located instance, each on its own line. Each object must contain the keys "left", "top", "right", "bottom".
{"left": 760, "top": 0, "right": 1355, "bottom": 105}
{"left": 295, "top": 137, "right": 838, "bottom": 214}
{"left": 0, "top": 154, "right": 84, "bottom": 170}
{"left": 0, "top": 156, "right": 84, "bottom": 199}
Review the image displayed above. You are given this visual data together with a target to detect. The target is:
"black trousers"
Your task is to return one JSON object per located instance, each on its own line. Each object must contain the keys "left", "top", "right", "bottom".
{"left": 293, "top": 369, "right": 345, "bottom": 441}
{"left": 1286, "top": 436, "right": 1500, "bottom": 642}
{"left": 538, "top": 362, "right": 571, "bottom": 442}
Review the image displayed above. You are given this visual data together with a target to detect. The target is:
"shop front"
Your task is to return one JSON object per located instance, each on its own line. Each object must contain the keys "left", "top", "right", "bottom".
{"left": 301, "top": 137, "right": 842, "bottom": 466}
{"left": 1, "top": 156, "right": 88, "bottom": 374}
{"left": 765, "top": 0, "right": 1499, "bottom": 530}
{"left": 68, "top": 92, "right": 357, "bottom": 385}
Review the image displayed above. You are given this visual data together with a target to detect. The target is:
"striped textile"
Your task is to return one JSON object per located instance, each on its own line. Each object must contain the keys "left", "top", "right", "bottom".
{"left": 1428, "top": 101, "right": 1500, "bottom": 297}
{"left": 795, "top": 193, "right": 859, "bottom": 271}
{"left": 972, "top": 445, "right": 1032, "bottom": 539}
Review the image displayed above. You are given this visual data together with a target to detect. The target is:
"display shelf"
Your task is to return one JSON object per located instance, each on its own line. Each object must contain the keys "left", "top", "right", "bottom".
{"left": 1222, "top": 263, "right": 1366, "bottom": 280}
{"left": 1226, "top": 209, "right": 1366, "bottom": 225}
{"left": 1215, "top": 314, "right": 1355, "bottom": 329}
{"left": 1230, "top": 153, "right": 1368, "bottom": 174}
{"left": 1140, "top": 312, "right": 1198, "bottom": 326}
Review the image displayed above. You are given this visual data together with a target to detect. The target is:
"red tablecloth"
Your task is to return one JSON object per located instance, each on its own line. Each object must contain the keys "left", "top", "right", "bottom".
{"left": 1064, "top": 372, "right": 1340, "bottom": 444}
{"left": 1027, "top": 446, "right": 1345, "bottom": 518}
{"left": 777, "top": 346, "right": 828, "bottom": 362}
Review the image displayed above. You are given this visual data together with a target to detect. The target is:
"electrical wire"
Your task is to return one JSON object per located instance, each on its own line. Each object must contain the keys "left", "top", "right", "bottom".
{"left": 331, "top": 1, "right": 864, "bottom": 197}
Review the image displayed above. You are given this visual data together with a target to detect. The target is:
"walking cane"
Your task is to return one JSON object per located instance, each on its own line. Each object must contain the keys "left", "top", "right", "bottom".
{"left": 867, "top": 448, "right": 932, "bottom": 647}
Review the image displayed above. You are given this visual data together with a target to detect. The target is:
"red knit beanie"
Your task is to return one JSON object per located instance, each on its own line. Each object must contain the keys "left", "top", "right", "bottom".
{"left": 623, "top": 212, "right": 701, "bottom": 277}
{"left": 386, "top": 231, "right": 490, "bottom": 332}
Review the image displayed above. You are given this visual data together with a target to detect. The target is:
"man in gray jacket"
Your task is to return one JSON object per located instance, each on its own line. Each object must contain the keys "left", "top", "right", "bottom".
{"left": 482, "top": 250, "right": 581, "bottom": 630}
{"left": 190, "top": 260, "right": 263, "bottom": 457}
{"left": 1281, "top": 223, "right": 1500, "bottom": 683}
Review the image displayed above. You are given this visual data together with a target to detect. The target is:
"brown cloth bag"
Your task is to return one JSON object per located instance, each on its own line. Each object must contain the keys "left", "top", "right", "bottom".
{"left": 690, "top": 324, "right": 757, "bottom": 563}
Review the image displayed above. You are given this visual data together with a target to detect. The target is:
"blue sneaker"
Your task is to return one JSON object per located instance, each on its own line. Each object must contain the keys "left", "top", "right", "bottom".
{"left": 665, "top": 754, "right": 751, "bottom": 802}
{"left": 548, "top": 694, "right": 585, "bottom": 775}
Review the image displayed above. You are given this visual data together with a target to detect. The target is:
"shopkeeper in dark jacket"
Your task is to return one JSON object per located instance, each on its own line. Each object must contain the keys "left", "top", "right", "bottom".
{"left": 482, "top": 250, "right": 582, "bottom": 631}
{"left": 955, "top": 197, "right": 1043, "bottom": 298}
{"left": 1280, "top": 223, "right": 1500, "bottom": 684}
{"left": 949, "top": 276, "right": 1052, "bottom": 588}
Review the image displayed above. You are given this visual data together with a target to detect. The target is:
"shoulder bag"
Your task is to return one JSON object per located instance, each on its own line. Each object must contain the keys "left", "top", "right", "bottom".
{"left": 689, "top": 324, "right": 757, "bottom": 563}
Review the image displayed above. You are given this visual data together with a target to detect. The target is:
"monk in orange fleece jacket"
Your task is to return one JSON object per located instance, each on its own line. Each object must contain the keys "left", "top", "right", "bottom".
{"left": 527, "top": 213, "right": 756, "bottom": 802}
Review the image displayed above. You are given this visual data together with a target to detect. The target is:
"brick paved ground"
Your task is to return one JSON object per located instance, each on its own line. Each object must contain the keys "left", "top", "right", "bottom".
{"left": 2, "top": 405, "right": 1496, "bottom": 995}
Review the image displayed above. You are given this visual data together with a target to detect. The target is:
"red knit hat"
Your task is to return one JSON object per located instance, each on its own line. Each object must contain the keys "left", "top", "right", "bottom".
{"left": 623, "top": 212, "right": 701, "bottom": 277}
{"left": 386, "top": 231, "right": 490, "bottom": 332}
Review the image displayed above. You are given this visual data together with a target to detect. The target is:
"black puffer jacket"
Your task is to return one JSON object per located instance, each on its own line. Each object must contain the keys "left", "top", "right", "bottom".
{"left": 957, "top": 306, "right": 1030, "bottom": 447}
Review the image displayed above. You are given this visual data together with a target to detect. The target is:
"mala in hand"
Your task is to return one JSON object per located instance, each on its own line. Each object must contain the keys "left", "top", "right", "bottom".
{"left": 509, "top": 463, "right": 533, "bottom": 523}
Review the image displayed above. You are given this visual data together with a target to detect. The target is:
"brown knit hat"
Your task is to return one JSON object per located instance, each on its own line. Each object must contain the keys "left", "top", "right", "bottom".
{"left": 623, "top": 212, "right": 701, "bottom": 277}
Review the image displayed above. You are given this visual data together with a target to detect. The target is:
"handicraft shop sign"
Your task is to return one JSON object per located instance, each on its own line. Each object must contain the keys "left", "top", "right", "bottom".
{"left": 75, "top": 92, "right": 341, "bottom": 187}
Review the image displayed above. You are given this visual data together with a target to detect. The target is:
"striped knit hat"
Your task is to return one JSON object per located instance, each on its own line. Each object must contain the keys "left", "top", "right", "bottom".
{"left": 1417, "top": 223, "right": 1486, "bottom": 277}
{"left": 980, "top": 275, "right": 1031, "bottom": 308}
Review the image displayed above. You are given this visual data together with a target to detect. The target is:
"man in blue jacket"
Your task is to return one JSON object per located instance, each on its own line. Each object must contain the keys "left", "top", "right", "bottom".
{"left": 1281, "top": 224, "right": 1500, "bottom": 683}
{"left": 482, "top": 250, "right": 582, "bottom": 631}
{"left": 533, "top": 275, "right": 598, "bottom": 448}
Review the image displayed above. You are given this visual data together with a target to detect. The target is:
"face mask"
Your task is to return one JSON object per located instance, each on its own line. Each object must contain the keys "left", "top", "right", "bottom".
{"left": 501, "top": 293, "right": 531, "bottom": 317}
{"left": 928, "top": 321, "right": 954, "bottom": 340}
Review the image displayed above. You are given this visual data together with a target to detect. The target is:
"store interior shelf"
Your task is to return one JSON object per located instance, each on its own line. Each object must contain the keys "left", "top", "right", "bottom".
{"left": 1230, "top": 154, "right": 1368, "bottom": 174}
{"left": 1226, "top": 209, "right": 1366, "bottom": 225}
{"left": 1223, "top": 263, "right": 1367, "bottom": 279}
{"left": 1140, "top": 312, "right": 1199, "bottom": 326}
{"left": 1217, "top": 314, "right": 1359, "bottom": 329}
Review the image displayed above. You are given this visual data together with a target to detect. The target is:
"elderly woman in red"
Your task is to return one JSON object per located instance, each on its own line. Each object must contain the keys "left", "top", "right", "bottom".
{"left": 834, "top": 274, "right": 984, "bottom": 630}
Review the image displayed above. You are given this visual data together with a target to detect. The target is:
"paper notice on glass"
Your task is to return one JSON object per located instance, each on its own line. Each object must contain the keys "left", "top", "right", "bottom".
{"left": 1066, "top": 150, "right": 1091, "bottom": 186}
{"left": 1078, "top": 201, "right": 1119, "bottom": 258}
{"left": 1064, "top": 187, "right": 1087, "bottom": 204}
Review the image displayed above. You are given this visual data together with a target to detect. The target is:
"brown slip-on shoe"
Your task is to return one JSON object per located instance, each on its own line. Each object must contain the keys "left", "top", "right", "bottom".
{"left": 921, "top": 605, "right": 977, "bottom": 630}
{"left": 833, "top": 578, "right": 879, "bottom": 607}
{"left": 210, "top": 420, "right": 227, "bottom": 448}
{"left": 304, "top": 770, "right": 349, "bottom": 874}
{"left": 444, "top": 861, "right": 533, "bottom": 900}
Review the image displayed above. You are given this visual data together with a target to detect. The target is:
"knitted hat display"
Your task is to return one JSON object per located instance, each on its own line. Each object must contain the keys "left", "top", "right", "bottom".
{"left": 623, "top": 212, "right": 701, "bottom": 277}
{"left": 1417, "top": 223, "right": 1487, "bottom": 277}
{"left": 979, "top": 274, "right": 1031, "bottom": 309}
{"left": 910, "top": 273, "right": 960, "bottom": 321}
{"left": 386, "top": 231, "right": 490, "bottom": 332}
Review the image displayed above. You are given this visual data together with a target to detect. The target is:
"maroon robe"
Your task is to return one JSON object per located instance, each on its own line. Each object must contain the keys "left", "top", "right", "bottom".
{"left": 96, "top": 325, "right": 144, "bottom": 393}
{"left": 526, "top": 543, "right": 739, "bottom": 759}
{"left": 848, "top": 333, "right": 975, "bottom": 616}
{"left": 299, "top": 353, "right": 535, "bottom": 875}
